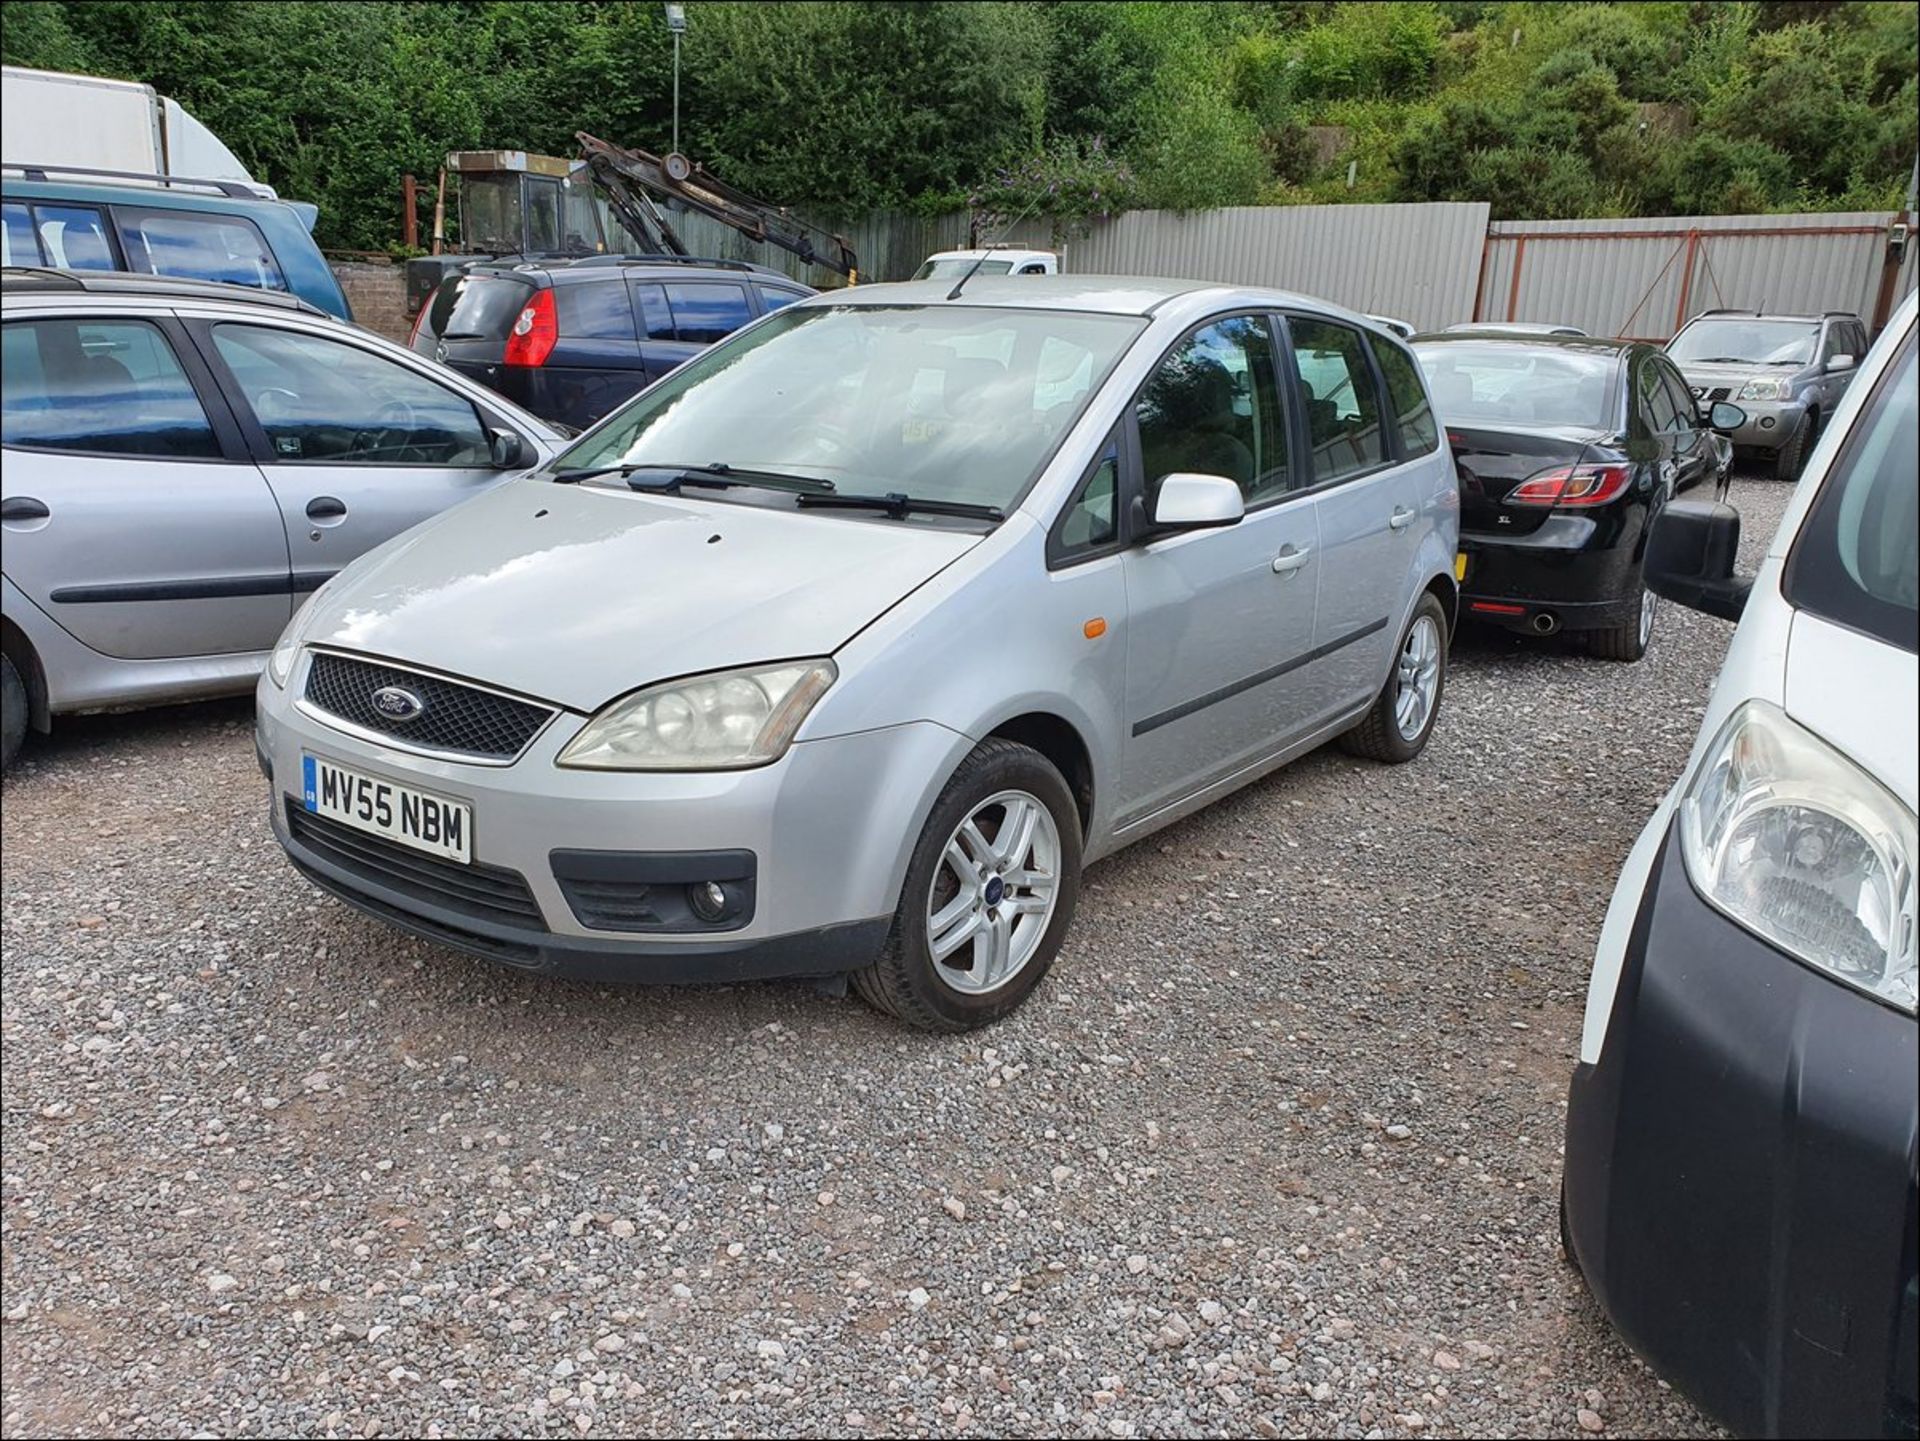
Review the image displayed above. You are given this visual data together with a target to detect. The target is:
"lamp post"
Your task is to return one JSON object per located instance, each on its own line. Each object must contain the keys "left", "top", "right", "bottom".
{"left": 664, "top": 4, "right": 687, "bottom": 158}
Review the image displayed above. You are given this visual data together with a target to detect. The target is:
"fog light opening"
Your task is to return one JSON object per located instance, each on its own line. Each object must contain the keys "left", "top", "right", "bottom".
{"left": 687, "top": 880, "right": 732, "bottom": 923}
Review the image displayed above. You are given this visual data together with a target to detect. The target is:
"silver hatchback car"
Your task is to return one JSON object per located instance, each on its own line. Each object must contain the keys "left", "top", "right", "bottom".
{"left": 257, "top": 276, "right": 1460, "bottom": 1029}
{"left": 0, "top": 268, "right": 563, "bottom": 769}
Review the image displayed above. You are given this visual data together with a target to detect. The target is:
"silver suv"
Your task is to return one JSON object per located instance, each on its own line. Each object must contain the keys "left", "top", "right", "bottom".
{"left": 0, "top": 268, "right": 563, "bottom": 770}
{"left": 256, "top": 276, "right": 1461, "bottom": 1030}
{"left": 1665, "top": 309, "right": 1868, "bottom": 480}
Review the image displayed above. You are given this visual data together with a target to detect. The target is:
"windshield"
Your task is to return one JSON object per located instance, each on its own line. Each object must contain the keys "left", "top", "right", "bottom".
{"left": 912, "top": 258, "right": 1016, "bottom": 280}
{"left": 552, "top": 303, "right": 1146, "bottom": 512}
{"left": 1784, "top": 330, "right": 1917, "bottom": 652}
{"left": 1668, "top": 318, "right": 1819, "bottom": 367}
{"left": 1413, "top": 343, "right": 1616, "bottom": 430}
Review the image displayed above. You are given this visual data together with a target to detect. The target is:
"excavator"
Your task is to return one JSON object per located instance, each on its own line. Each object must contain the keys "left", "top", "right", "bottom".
{"left": 403, "top": 134, "right": 857, "bottom": 317}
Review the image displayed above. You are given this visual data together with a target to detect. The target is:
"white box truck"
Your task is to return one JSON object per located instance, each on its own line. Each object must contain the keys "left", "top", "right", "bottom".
{"left": 1, "top": 65, "right": 272, "bottom": 195}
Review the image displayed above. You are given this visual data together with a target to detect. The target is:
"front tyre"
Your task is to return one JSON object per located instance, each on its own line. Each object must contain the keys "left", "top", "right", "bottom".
{"left": 1339, "top": 592, "right": 1447, "bottom": 764}
{"left": 852, "top": 738, "right": 1082, "bottom": 1031}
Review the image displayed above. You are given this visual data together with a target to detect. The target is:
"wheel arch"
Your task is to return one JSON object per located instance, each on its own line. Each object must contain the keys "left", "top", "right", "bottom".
{"left": 984, "top": 711, "right": 1096, "bottom": 837}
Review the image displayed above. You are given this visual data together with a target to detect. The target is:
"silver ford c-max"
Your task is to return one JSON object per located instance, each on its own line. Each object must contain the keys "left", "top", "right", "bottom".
{"left": 257, "top": 275, "right": 1461, "bottom": 1029}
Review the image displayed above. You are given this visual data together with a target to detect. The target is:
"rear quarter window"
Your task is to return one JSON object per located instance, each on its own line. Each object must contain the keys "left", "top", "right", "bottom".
{"left": 555, "top": 279, "right": 637, "bottom": 340}
{"left": 1370, "top": 337, "right": 1439, "bottom": 457}
{"left": 1784, "top": 330, "right": 1918, "bottom": 652}
{"left": 114, "top": 208, "right": 287, "bottom": 292}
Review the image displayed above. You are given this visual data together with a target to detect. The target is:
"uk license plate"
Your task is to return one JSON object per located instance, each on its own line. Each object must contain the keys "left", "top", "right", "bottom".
{"left": 1454, "top": 552, "right": 1469, "bottom": 582}
{"left": 302, "top": 754, "right": 471, "bottom": 863}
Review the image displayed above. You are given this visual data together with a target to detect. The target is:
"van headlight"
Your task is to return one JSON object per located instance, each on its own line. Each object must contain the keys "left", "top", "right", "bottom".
{"left": 557, "top": 660, "right": 837, "bottom": 770}
{"left": 1680, "top": 701, "right": 1916, "bottom": 1012}
{"left": 1737, "top": 377, "right": 1789, "bottom": 401}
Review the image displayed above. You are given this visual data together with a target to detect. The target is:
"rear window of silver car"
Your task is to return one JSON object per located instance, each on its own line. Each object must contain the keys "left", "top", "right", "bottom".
{"left": 1413, "top": 342, "right": 1616, "bottom": 431}
{"left": 554, "top": 304, "right": 1147, "bottom": 513}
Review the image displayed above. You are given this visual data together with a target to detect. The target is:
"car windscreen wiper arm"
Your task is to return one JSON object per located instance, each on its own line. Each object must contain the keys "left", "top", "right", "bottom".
{"left": 550, "top": 461, "right": 835, "bottom": 493}
{"left": 795, "top": 491, "right": 1004, "bottom": 522}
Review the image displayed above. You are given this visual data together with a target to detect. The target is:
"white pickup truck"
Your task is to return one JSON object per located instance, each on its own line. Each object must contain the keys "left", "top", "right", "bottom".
{"left": 912, "top": 246, "right": 1059, "bottom": 280}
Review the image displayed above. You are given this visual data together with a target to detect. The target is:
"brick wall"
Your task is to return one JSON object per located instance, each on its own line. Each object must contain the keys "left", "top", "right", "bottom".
{"left": 329, "top": 259, "right": 411, "bottom": 344}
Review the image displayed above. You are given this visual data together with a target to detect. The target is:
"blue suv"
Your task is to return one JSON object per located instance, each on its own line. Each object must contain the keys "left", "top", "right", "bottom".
{"left": 2, "top": 166, "right": 350, "bottom": 320}
{"left": 410, "top": 256, "right": 811, "bottom": 431}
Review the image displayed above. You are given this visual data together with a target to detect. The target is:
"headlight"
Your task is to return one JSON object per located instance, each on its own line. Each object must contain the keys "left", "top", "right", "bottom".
{"left": 1737, "top": 377, "right": 1789, "bottom": 401}
{"left": 557, "top": 660, "right": 837, "bottom": 770}
{"left": 1680, "top": 700, "right": 1916, "bottom": 1012}
{"left": 266, "top": 586, "right": 331, "bottom": 688}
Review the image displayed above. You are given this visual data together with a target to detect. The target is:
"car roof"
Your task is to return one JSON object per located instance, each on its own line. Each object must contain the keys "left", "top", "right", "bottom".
{"left": 460, "top": 254, "right": 800, "bottom": 286}
{"left": 1681, "top": 310, "right": 1853, "bottom": 324}
{"left": 1411, "top": 330, "right": 1636, "bottom": 356}
{"left": 0, "top": 265, "right": 331, "bottom": 316}
{"left": 790, "top": 273, "right": 1376, "bottom": 321}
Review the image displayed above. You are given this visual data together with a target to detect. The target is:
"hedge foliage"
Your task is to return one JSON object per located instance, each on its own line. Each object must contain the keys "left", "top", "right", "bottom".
{"left": 4, "top": 1, "right": 1914, "bottom": 250}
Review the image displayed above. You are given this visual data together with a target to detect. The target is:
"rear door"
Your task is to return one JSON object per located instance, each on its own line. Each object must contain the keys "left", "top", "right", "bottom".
{"left": 629, "top": 279, "right": 698, "bottom": 382}
{"left": 545, "top": 277, "right": 648, "bottom": 426}
{"left": 633, "top": 280, "right": 756, "bottom": 383}
{"left": 1650, "top": 354, "right": 1713, "bottom": 491}
{"left": 0, "top": 310, "right": 292, "bottom": 659}
{"left": 188, "top": 316, "right": 510, "bottom": 592}
{"left": 1285, "top": 314, "right": 1411, "bottom": 708}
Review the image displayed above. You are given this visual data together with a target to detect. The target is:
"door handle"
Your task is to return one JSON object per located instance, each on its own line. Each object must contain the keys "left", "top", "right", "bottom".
{"left": 1, "top": 497, "right": 51, "bottom": 522}
{"left": 1271, "top": 545, "right": 1312, "bottom": 575}
{"left": 1388, "top": 505, "right": 1415, "bottom": 531}
{"left": 305, "top": 496, "right": 347, "bottom": 521}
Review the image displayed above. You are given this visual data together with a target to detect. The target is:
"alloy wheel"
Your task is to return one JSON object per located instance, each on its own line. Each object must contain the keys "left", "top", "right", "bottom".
{"left": 1394, "top": 615, "right": 1442, "bottom": 740}
{"left": 925, "top": 789, "right": 1061, "bottom": 995}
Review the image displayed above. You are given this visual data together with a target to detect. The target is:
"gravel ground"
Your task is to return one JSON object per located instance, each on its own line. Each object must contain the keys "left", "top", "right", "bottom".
{"left": 1, "top": 475, "right": 1791, "bottom": 1440}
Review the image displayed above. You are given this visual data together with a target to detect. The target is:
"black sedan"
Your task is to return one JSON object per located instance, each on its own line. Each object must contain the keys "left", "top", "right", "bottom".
{"left": 1412, "top": 333, "right": 1739, "bottom": 661}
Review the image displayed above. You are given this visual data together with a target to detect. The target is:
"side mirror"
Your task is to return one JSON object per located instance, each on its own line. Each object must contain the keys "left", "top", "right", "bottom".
{"left": 1645, "top": 499, "right": 1750, "bottom": 621}
{"left": 1149, "top": 473, "right": 1244, "bottom": 533}
{"left": 1707, "top": 401, "right": 1746, "bottom": 432}
{"left": 1825, "top": 353, "right": 1854, "bottom": 373}
{"left": 488, "top": 427, "right": 531, "bottom": 470}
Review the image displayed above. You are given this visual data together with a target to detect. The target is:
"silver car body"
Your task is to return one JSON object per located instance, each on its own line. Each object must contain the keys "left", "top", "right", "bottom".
{"left": 1, "top": 276, "right": 563, "bottom": 727}
{"left": 256, "top": 277, "right": 1459, "bottom": 977}
{"left": 1666, "top": 311, "right": 1867, "bottom": 457}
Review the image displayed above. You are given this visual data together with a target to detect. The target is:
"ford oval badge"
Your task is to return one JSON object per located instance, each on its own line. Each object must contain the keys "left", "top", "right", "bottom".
{"left": 371, "top": 686, "right": 425, "bottom": 722}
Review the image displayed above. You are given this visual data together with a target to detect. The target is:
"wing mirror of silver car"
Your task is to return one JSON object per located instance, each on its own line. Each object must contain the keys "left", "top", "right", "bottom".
{"left": 1645, "top": 498, "right": 1751, "bottom": 622}
{"left": 1707, "top": 401, "right": 1747, "bottom": 433}
{"left": 488, "top": 428, "right": 531, "bottom": 470}
{"left": 1825, "top": 353, "right": 1855, "bottom": 372}
{"left": 1149, "top": 473, "right": 1246, "bottom": 533}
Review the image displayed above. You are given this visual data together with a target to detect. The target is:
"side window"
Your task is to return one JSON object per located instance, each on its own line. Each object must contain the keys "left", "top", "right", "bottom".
{"left": 31, "top": 205, "right": 116, "bottom": 271}
{"left": 1657, "top": 363, "right": 1697, "bottom": 432}
{"left": 1136, "top": 315, "right": 1290, "bottom": 505}
{"left": 1050, "top": 431, "right": 1121, "bottom": 564}
{"left": 1287, "top": 317, "right": 1385, "bottom": 482}
{"left": 1639, "top": 359, "right": 1685, "bottom": 432}
{"left": 115, "top": 208, "right": 286, "bottom": 292}
{"left": 210, "top": 323, "right": 490, "bottom": 466}
{"left": 663, "top": 282, "right": 752, "bottom": 344}
{"left": 554, "top": 280, "right": 637, "bottom": 340}
{"left": 2, "top": 202, "right": 38, "bottom": 265}
{"left": 2, "top": 317, "right": 220, "bottom": 459}
{"left": 630, "top": 282, "right": 675, "bottom": 341}
{"left": 1370, "top": 337, "right": 1439, "bottom": 457}
{"left": 755, "top": 285, "right": 805, "bottom": 314}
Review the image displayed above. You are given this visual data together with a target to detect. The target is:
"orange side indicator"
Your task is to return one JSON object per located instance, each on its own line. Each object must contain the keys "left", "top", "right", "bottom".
{"left": 1083, "top": 617, "right": 1108, "bottom": 639}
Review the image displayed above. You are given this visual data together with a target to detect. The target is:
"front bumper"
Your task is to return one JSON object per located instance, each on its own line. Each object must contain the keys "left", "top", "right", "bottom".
{"left": 1724, "top": 398, "right": 1808, "bottom": 454}
{"left": 1565, "top": 820, "right": 1919, "bottom": 1439}
{"left": 256, "top": 666, "right": 972, "bottom": 982}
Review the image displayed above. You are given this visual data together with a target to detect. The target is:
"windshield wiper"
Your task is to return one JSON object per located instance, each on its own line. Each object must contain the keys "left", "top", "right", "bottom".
{"left": 795, "top": 490, "right": 1004, "bottom": 522}
{"left": 549, "top": 461, "right": 835, "bottom": 492}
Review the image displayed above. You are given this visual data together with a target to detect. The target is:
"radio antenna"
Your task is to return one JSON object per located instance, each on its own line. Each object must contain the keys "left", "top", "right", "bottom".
{"left": 947, "top": 187, "right": 1050, "bottom": 301}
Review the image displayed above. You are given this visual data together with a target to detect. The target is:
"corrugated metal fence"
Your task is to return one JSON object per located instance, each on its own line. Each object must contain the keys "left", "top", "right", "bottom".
{"left": 1476, "top": 213, "right": 1917, "bottom": 340}
{"left": 663, "top": 200, "right": 1912, "bottom": 339}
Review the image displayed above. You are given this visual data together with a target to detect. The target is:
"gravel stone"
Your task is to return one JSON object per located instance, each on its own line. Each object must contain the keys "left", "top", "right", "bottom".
{"left": 2, "top": 476, "right": 1787, "bottom": 1437}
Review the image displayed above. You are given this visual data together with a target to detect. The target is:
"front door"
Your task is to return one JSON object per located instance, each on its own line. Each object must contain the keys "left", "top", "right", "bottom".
{"left": 1118, "top": 314, "right": 1320, "bottom": 827}
{"left": 0, "top": 312, "right": 291, "bottom": 659}
{"left": 191, "top": 319, "right": 507, "bottom": 592}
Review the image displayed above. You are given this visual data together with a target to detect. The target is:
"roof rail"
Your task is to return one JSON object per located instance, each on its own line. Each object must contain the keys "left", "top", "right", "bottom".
{"left": 2, "top": 162, "right": 266, "bottom": 200}
{"left": 0, "top": 264, "right": 87, "bottom": 289}
{"left": 579, "top": 254, "right": 766, "bottom": 273}
{"left": 1, "top": 265, "right": 331, "bottom": 315}
{"left": 1821, "top": 310, "right": 1861, "bottom": 319}
{"left": 1697, "top": 308, "right": 1756, "bottom": 317}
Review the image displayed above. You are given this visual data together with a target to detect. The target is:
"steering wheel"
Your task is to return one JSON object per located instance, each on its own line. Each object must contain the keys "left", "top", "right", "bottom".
{"left": 251, "top": 386, "right": 302, "bottom": 425}
{"left": 351, "top": 400, "right": 419, "bottom": 462}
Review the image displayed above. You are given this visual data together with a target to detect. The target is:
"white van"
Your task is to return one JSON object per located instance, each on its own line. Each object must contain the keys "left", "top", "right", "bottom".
{"left": 1561, "top": 287, "right": 1917, "bottom": 1437}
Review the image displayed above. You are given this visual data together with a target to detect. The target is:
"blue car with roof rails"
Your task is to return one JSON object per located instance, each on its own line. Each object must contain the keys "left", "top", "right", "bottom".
{"left": 2, "top": 163, "right": 350, "bottom": 320}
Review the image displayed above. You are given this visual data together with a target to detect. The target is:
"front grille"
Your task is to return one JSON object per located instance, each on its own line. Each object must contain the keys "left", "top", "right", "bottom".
{"left": 289, "top": 855, "right": 543, "bottom": 967}
{"left": 1692, "top": 385, "right": 1733, "bottom": 403}
{"left": 303, "top": 652, "right": 554, "bottom": 760}
{"left": 287, "top": 800, "right": 546, "bottom": 930}
{"left": 557, "top": 877, "right": 663, "bottom": 932}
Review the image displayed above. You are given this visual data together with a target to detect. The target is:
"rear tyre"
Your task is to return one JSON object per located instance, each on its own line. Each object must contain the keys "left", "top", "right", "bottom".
{"left": 1587, "top": 583, "right": 1656, "bottom": 663}
{"left": 1772, "top": 414, "right": 1810, "bottom": 481}
{"left": 1, "top": 652, "right": 27, "bottom": 774}
{"left": 1339, "top": 592, "right": 1447, "bottom": 764}
{"left": 1559, "top": 1180, "right": 1580, "bottom": 1272}
{"left": 851, "top": 739, "right": 1082, "bottom": 1032}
